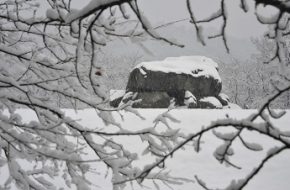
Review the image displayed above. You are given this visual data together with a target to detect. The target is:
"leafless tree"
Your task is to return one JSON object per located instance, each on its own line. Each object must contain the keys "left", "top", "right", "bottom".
{"left": 0, "top": 0, "right": 290, "bottom": 190}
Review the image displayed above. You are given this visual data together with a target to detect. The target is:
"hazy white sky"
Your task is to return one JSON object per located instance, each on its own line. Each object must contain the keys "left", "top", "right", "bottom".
{"left": 66, "top": 0, "right": 280, "bottom": 61}
{"left": 70, "top": 0, "right": 271, "bottom": 39}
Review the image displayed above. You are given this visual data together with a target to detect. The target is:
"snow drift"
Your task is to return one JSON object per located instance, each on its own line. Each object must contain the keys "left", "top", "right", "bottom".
{"left": 2, "top": 109, "right": 289, "bottom": 190}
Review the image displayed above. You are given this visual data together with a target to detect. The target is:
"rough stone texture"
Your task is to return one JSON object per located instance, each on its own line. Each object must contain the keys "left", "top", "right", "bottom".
{"left": 184, "top": 91, "right": 198, "bottom": 108}
{"left": 110, "top": 56, "right": 235, "bottom": 109}
{"left": 131, "top": 91, "right": 171, "bottom": 108}
{"left": 109, "top": 90, "right": 125, "bottom": 108}
{"left": 126, "top": 66, "right": 222, "bottom": 100}
{"left": 216, "top": 93, "right": 230, "bottom": 106}
{"left": 110, "top": 96, "right": 123, "bottom": 107}
{"left": 187, "top": 101, "right": 198, "bottom": 108}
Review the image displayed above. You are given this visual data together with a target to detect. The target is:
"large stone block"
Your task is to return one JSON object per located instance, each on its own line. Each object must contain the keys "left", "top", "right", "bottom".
{"left": 131, "top": 91, "right": 171, "bottom": 108}
{"left": 126, "top": 56, "right": 222, "bottom": 100}
{"left": 109, "top": 56, "right": 235, "bottom": 109}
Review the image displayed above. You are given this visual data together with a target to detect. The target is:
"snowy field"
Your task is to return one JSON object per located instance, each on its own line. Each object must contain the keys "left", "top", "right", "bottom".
{"left": 1, "top": 109, "right": 290, "bottom": 190}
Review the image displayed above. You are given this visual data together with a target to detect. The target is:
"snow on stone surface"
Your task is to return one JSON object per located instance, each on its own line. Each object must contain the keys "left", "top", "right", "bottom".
{"left": 110, "top": 89, "right": 125, "bottom": 101}
{"left": 200, "top": 96, "right": 223, "bottom": 108}
{"left": 184, "top": 90, "right": 197, "bottom": 106}
{"left": 139, "top": 67, "right": 147, "bottom": 76}
{"left": 219, "top": 93, "right": 230, "bottom": 101}
{"left": 1, "top": 109, "right": 290, "bottom": 190}
{"left": 134, "top": 56, "right": 221, "bottom": 82}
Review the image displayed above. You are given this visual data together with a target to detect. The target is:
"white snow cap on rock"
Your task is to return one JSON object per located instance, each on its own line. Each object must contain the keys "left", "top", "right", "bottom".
{"left": 134, "top": 56, "right": 221, "bottom": 82}
{"left": 184, "top": 90, "right": 197, "bottom": 106}
{"left": 109, "top": 90, "right": 125, "bottom": 101}
{"left": 200, "top": 96, "right": 223, "bottom": 108}
{"left": 164, "top": 56, "right": 219, "bottom": 69}
{"left": 218, "top": 93, "right": 230, "bottom": 101}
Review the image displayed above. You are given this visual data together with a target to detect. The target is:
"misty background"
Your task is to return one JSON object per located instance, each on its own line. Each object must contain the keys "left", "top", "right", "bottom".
{"left": 66, "top": 0, "right": 287, "bottom": 108}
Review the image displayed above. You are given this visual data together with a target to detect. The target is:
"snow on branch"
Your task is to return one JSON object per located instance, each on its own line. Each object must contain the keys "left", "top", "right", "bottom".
{"left": 121, "top": 82, "right": 290, "bottom": 189}
{"left": 64, "top": 0, "right": 132, "bottom": 23}
{"left": 128, "top": 0, "right": 184, "bottom": 48}
{"left": 186, "top": 0, "right": 290, "bottom": 59}
{"left": 1, "top": 0, "right": 290, "bottom": 189}
{"left": 187, "top": 0, "right": 229, "bottom": 52}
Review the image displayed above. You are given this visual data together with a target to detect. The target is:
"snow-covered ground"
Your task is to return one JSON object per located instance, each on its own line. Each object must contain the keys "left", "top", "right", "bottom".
{"left": 1, "top": 109, "right": 290, "bottom": 190}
